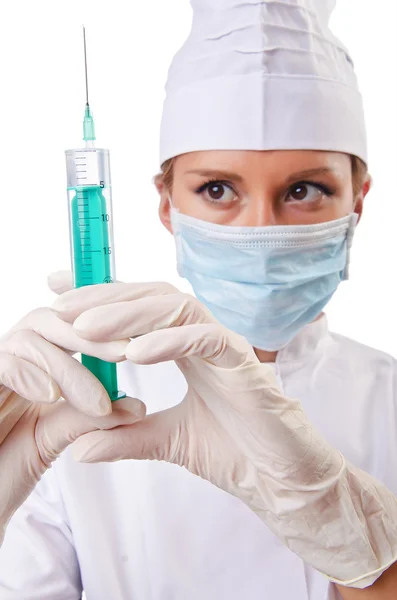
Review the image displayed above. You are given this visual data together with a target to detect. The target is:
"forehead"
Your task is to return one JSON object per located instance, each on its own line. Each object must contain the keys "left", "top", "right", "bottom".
{"left": 174, "top": 149, "right": 351, "bottom": 176}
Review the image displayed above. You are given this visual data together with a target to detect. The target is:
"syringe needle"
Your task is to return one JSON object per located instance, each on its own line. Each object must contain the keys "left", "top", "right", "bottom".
{"left": 82, "top": 26, "right": 96, "bottom": 144}
{"left": 83, "top": 25, "right": 89, "bottom": 106}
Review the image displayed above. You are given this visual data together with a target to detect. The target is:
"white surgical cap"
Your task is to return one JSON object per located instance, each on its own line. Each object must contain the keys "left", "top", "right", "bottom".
{"left": 159, "top": 0, "right": 367, "bottom": 166}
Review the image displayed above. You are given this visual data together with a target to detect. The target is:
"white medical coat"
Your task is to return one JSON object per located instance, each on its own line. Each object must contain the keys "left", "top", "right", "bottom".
{"left": 0, "top": 314, "right": 396, "bottom": 600}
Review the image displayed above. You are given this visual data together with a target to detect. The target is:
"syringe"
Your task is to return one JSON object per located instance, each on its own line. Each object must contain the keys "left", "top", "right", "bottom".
{"left": 65, "top": 26, "right": 126, "bottom": 402}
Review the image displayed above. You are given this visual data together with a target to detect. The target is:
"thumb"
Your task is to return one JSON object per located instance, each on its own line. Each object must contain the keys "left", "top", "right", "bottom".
{"left": 71, "top": 404, "right": 186, "bottom": 465}
{"left": 35, "top": 397, "right": 147, "bottom": 464}
{"left": 47, "top": 270, "right": 74, "bottom": 295}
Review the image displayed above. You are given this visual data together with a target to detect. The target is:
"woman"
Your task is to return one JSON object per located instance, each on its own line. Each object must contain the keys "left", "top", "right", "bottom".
{"left": 0, "top": 1, "right": 396, "bottom": 599}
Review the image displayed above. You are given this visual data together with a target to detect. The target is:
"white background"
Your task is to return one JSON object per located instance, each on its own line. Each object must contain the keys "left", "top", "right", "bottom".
{"left": 0, "top": 0, "right": 396, "bottom": 354}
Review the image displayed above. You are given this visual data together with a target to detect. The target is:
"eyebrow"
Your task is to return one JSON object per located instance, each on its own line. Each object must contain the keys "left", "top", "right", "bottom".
{"left": 185, "top": 169, "right": 244, "bottom": 182}
{"left": 185, "top": 166, "right": 337, "bottom": 184}
{"left": 284, "top": 167, "right": 337, "bottom": 185}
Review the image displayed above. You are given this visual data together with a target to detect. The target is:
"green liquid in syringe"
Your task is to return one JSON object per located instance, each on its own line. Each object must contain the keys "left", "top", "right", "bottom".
{"left": 71, "top": 186, "right": 125, "bottom": 401}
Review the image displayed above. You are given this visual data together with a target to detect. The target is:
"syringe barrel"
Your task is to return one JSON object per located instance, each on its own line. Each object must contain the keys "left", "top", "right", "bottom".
{"left": 65, "top": 147, "right": 125, "bottom": 402}
{"left": 65, "top": 148, "right": 117, "bottom": 287}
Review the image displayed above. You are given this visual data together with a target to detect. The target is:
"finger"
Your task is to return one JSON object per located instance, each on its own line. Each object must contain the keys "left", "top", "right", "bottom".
{"left": 125, "top": 323, "right": 256, "bottom": 368}
{"left": 36, "top": 396, "right": 147, "bottom": 463}
{"left": 3, "top": 307, "right": 129, "bottom": 363}
{"left": 71, "top": 404, "right": 184, "bottom": 464}
{"left": 0, "top": 330, "right": 112, "bottom": 416}
{"left": 47, "top": 270, "right": 74, "bottom": 295}
{"left": 0, "top": 399, "right": 147, "bottom": 518}
{"left": 72, "top": 293, "right": 215, "bottom": 343}
{"left": 52, "top": 281, "right": 179, "bottom": 323}
{"left": 0, "top": 352, "right": 60, "bottom": 405}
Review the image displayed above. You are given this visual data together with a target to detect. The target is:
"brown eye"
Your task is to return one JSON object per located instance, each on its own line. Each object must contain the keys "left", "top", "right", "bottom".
{"left": 197, "top": 180, "right": 237, "bottom": 204}
{"left": 290, "top": 184, "right": 309, "bottom": 201}
{"left": 287, "top": 182, "right": 331, "bottom": 203}
{"left": 208, "top": 183, "right": 225, "bottom": 200}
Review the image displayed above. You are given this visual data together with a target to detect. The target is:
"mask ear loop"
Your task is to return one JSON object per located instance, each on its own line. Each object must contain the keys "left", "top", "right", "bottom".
{"left": 168, "top": 195, "right": 184, "bottom": 264}
{"left": 168, "top": 195, "right": 179, "bottom": 212}
{"left": 343, "top": 212, "right": 359, "bottom": 279}
{"left": 168, "top": 194, "right": 180, "bottom": 229}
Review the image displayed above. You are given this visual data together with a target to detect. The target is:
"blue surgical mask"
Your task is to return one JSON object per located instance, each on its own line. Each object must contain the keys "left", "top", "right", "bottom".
{"left": 170, "top": 206, "right": 357, "bottom": 351}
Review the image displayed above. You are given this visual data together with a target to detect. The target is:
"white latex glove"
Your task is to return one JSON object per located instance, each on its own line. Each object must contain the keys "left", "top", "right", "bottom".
{"left": 50, "top": 272, "right": 397, "bottom": 590}
{"left": 0, "top": 276, "right": 145, "bottom": 545}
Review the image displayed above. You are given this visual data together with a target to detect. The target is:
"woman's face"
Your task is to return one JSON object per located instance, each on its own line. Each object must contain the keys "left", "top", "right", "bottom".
{"left": 158, "top": 149, "right": 369, "bottom": 229}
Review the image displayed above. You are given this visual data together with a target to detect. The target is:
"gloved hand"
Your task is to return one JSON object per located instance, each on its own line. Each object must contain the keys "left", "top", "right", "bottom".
{"left": 50, "top": 272, "right": 397, "bottom": 590}
{"left": 0, "top": 277, "right": 145, "bottom": 545}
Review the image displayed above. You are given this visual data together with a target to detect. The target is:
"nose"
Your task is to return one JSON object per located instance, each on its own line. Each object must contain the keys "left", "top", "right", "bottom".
{"left": 241, "top": 195, "right": 278, "bottom": 226}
